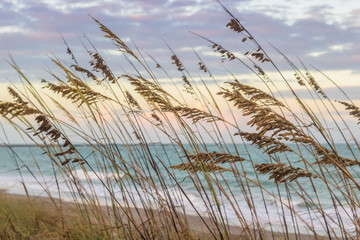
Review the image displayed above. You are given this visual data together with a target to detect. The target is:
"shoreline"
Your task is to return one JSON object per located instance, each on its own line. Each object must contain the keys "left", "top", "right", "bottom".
{"left": 0, "top": 189, "right": 326, "bottom": 239}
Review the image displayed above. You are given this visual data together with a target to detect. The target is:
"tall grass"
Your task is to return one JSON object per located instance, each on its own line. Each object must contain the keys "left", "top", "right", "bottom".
{"left": 1, "top": 4, "right": 360, "bottom": 239}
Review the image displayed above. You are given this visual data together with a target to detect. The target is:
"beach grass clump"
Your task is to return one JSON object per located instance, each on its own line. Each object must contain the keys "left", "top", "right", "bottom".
{"left": 0, "top": 2, "right": 360, "bottom": 240}
{"left": 0, "top": 192, "right": 106, "bottom": 239}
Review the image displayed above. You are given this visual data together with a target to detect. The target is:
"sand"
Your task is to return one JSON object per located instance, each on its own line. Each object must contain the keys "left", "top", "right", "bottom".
{"left": 0, "top": 189, "right": 327, "bottom": 239}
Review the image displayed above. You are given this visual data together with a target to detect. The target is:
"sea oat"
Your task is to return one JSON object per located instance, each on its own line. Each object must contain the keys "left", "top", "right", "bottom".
{"left": 255, "top": 163, "right": 317, "bottom": 183}
{"left": 171, "top": 161, "right": 231, "bottom": 173}
{"left": 167, "top": 106, "right": 223, "bottom": 124}
{"left": 0, "top": 102, "right": 40, "bottom": 118}
{"left": 337, "top": 100, "right": 360, "bottom": 124}
{"left": 227, "top": 80, "right": 284, "bottom": 107}
{"left": 71, "top": 65, "right": 97, "bottom": 81}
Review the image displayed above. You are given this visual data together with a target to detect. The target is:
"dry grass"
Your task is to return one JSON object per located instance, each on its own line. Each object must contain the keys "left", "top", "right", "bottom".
{"left": 0, "top": 2, "right": 359, "bottom": 240}
{"left": 0, "top": 190, "right": 106, "bottom": 239}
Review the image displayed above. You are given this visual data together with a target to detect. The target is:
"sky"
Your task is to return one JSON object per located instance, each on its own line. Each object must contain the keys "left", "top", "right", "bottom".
{"left": 0, "top": 0, "right": 360, "bottom": 143}
{"left": 1, "top": 0, "right": 360, "bottom": 77}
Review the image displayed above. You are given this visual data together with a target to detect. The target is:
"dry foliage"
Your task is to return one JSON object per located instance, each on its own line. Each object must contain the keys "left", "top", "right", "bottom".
{"left": 337, "top": 100, "right": 360, "bottom": 124}
{"left": 1, "top": 4, "right": 359, "bottom": 240}
{"left": 255, "top": 163, "right": 317, "bottom": 183}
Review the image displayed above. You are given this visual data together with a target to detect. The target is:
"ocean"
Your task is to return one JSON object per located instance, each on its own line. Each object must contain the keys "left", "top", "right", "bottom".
{"left": 0, "top": 143, "right": 359, "bottom": 236}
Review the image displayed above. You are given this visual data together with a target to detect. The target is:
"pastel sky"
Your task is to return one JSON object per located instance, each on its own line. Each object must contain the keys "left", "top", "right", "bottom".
{"left": 1, "top": 0, "right": 360, "bottom": 78}
{"left": 0, "top": 0, "right": 359, "bottom": 143}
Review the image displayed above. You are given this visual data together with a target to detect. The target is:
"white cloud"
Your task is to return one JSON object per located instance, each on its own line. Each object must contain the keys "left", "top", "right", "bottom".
{"left": 330, "top": 44, "right": 351, "bottom": 52}
{"left": 307, "top": 51, "right": 327, "bottom": 57}
{"left": 103, "top": 7, "right": 145, "bottom": 18}
{"left": 235, "top": 0, "right": 360, "bottom": 27}
{"left": 68, "top": 1, "right": 100, "bottom": 9}
{"left": 104, "top": 49, "right": 124, "bottom": 55}
{"left": 0, "top": 25, "right": 28, "bottom": 34}
{"left": 3, "top": 0, "right": 27, "bottom": 12}
{"left": 41, "top": 0, "right": 69, "bottom": 14}
{"left": 178, "top": 46, "right": 206, "bottom": 52}
{"left": 41, "top": 0, "right": 100, "bottom": 14}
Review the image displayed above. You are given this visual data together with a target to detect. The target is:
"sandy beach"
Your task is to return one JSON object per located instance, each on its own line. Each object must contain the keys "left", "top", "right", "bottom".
{"left": 0, "top": 189, "right": 328, "bottom": 239}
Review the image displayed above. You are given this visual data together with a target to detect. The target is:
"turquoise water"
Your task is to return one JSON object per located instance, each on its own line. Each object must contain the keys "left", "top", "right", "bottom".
{"left": 0, "top": 143, "right": 359, "bottom": 236}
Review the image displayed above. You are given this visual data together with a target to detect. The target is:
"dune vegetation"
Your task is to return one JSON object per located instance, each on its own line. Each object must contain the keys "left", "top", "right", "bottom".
{"left": 0, "top": 3, "right": 359, "bottom": 240}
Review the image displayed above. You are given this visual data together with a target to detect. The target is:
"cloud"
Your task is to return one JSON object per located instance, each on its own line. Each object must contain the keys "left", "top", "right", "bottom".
{"left": 0, "top": 25, "right": 28, "bottom": 34}
{"left": 0, "top": 0, "right": 360, "bottom": 85}
{"left": 275, "top": 85, "right": 360, "bottom": 101}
